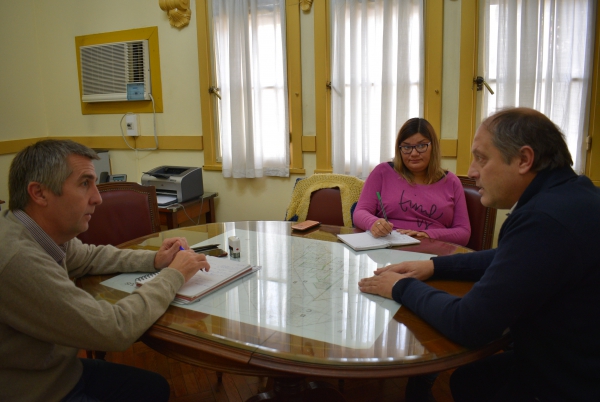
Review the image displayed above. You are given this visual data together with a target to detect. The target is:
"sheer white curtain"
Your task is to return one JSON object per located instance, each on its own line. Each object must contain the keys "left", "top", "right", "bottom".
{"left": 212, "top": 0, "right": 289, "bottom": 178}
{"left": 481, "top": 0, "right": 596, "bottom": 173}
{"left": 330, "top": 0, "right": 424, "bottom": 179}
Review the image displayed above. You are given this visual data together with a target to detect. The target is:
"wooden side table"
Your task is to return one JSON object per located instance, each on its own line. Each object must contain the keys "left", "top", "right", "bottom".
{"left": 0, "top": 199, "right": 5, "bottom": 211}
{"left": 157, "top": 192, "right": 217, "bottom": 229}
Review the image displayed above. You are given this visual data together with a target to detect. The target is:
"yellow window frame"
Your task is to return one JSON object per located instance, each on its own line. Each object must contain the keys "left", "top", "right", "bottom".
{"left": 456, "top": 0, "right": 600, "bottom": 184}
{"left": 312, "top": 0, "right": 444, "bottom": 173}
{"left": 196, "top": 0, "right": 304, "bottom": 174}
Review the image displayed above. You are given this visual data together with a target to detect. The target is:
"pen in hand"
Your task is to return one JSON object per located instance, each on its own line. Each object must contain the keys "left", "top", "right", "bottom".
{"left": 376, "top": 192, "right": 392, "bottom": 235}
{"left": 376, "top": 192, "right": 389, "bottom": 222}
{"left": 180, "top": 245, "right": 209, "bottom": 272}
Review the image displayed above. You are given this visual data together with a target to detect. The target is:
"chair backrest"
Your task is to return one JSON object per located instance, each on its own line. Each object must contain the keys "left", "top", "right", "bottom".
{"left": 285, "top": 174, "right": 364, "bottom": 227}
{"left": 306, "top": 188, "right": 345, "bottom": 226}
{"left": 458, "top": 176, "right": 497, "bottom": 251}
{"left": 77, "top": 182, "right": 161, "bottom": 246}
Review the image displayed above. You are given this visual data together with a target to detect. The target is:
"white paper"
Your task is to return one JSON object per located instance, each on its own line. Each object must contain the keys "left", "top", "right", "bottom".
{"left": 173, "top": 257, "right": 251, "bottom": 299}
{"left": 337, "top": 231, "right": 420, "bottom": 250}
{"left": 156, "top": 195, "right": 177, "bottom": 206}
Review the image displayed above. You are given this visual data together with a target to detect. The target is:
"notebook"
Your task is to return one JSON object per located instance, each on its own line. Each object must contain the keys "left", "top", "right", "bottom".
{"left": 337, "top": 231, "right": 420, "bottom": 251}
{"left": 136, "top": 256, "right": 257, "bottom": 304}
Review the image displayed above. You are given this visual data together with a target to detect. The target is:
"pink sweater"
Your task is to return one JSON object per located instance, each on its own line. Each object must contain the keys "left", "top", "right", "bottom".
{"left": 353, "top": 163, "right": 471, "bottom": 246}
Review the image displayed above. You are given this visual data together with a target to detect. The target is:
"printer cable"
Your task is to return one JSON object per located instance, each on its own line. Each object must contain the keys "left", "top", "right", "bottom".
{"left": 168, "top": 196, "right": 205, "bottom": 226}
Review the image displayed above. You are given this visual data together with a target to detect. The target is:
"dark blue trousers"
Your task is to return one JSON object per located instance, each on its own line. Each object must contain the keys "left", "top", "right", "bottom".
{"left": 450, "top": 351, "right": 542, "bottom": 402}
{"left": 61, "top": 358, "right": 170, "bottom": 402}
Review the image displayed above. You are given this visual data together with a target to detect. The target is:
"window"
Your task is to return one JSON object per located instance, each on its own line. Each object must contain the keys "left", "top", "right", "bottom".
{"left": 479, "top": 0, "right": 596, "bottom": 173}
{"left": 313, "top": 0, "right": 443, "bottom": 175}
{"left": 196, "top": 0, "right": 303, "bottom": 175}
{"left": 329, "top": 0, "right": 424, "bottom": 178}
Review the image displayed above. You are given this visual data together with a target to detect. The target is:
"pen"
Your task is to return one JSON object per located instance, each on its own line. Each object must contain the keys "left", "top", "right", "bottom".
{"left": 376, "top": 192, "right": 389, "bottom": 222}
{"left": 180, "top": 245, "right": 209, "bottom": 271}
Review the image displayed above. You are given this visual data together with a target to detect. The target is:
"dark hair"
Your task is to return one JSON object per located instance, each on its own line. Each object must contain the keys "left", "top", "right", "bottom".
{"left": 393, "top": 117, "right": 445, "bottom": 184}
{"left": 482, "top": 107, "right": 573, "bottom": 171}
{"left": 9, "top": 139, "right": 98, "bottom": 210}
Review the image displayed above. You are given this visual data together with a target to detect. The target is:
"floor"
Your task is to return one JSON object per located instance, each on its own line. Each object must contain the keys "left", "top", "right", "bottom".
{"left": 80, "top": 342, "right": 455, "bottom": 402}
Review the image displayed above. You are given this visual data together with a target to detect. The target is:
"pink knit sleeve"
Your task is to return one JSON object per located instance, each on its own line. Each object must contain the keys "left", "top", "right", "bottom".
{"left": 424, "top": 174, "right": 471, "bottom": 246}
{"left": 353, "top": 165, "right": 385, "bottom": 231}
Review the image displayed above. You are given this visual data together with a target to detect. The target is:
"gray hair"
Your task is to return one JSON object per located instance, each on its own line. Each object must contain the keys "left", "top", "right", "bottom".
{"left": 482, "top": 107, "right": 573, "bottom": 171}
{"left": 9, "top": 139, "right": 99, "bottom": 211}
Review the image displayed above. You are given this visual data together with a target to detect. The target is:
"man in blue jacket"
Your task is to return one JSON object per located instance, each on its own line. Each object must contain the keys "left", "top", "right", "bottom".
{"left": 359, "top": 107, "right": 600, "bottom": 401}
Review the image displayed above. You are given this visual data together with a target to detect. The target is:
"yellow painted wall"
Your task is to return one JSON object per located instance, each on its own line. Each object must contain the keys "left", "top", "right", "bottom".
{"left": 0, "top": 1, "right": 47, "bottom": 143}
{"left": 0, "top": 0, "right": 507, "bottom": 241}
{"left": 0, "top": 0, "right": 315, "bottom": 222}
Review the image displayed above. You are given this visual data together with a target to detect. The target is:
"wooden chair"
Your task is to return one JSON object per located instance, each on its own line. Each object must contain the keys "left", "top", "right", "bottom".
{"left": 458, "top": 176, "right": 497, "bottom": 251}
{"left": 77, "top": 182, "right": 161, "bottom": 246}
{"left": 76, "top": 182, "right": 161, "bottom": 359}
{"left": 305, "top": 188, "right": 345, "bottom": 226}
{"left": 285, "top": 174, "right": 364, "bottom": 228}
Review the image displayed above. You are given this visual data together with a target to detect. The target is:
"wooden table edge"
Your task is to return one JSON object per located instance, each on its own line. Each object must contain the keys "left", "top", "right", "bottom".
{"left": 141, "top": 323, "right": 510, "bottom": 379}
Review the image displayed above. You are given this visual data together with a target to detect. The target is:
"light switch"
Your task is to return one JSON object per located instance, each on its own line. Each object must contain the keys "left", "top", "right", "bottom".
{"left": 126, "top": 114, "right": 139, "bottom": 136}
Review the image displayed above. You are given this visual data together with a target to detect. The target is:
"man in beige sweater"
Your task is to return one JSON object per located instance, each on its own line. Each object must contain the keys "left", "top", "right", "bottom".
{"left": 0, "top": 139, "right": 210, "bottom": 402}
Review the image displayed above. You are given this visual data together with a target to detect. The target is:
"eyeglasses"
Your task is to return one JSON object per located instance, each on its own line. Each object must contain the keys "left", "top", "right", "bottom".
{"left": 399, "top": 142, "right": 431, "bottom": 154}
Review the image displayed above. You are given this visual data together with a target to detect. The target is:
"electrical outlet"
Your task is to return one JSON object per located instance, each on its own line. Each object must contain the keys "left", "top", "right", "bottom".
{"left": 126, "top": 114, "right": 139, "bottom": 136}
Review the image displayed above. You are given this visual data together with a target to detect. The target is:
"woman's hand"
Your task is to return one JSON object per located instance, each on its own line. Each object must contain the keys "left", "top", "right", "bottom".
{"left": 397, "top": 229, "right": 430, "bottom": 239}
{"left": 370, "top": 219, "right": 393, "bottom": 237}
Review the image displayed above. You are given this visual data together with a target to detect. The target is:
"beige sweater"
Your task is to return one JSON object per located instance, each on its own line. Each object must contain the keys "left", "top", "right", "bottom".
{"left": 0, "top": 211, "right": 185, "bottom": 402}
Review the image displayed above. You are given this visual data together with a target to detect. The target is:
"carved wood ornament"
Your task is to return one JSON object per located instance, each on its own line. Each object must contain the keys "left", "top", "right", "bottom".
{"left": 159, "top": 0, "right": 191, "bottom": 28}
{"left": 301, "top": 0, "right": 314, "bottom": 12}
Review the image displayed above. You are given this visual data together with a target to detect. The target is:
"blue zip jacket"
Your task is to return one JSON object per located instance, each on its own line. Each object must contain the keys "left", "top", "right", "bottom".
{"left": 393, "top": 166, "right": 600, "bottom": 400}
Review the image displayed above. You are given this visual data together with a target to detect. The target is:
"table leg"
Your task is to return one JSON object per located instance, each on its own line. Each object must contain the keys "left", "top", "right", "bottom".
{"left": 164, "top": 211, "right": 176, "bottom": 230}
{"left": 206, "top": 197, "right": 216, "bottom": 223}
{"left": 246, "top": 377, "right": 345, "bottom": 402}
{"left": 159, "top": 195, "right": 216, "bottom": 228}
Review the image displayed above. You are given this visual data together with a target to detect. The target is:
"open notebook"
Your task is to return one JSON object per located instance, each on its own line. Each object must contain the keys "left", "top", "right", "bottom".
{"left": 136, "top": 256, "right": 258, "bottom": 304}
{"left": 337, "top": 231, "right": 420, "bottom": 251}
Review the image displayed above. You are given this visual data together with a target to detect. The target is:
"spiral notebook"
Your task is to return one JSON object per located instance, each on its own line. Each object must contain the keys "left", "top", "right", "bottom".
{"left": 136, "top": 256, "right": 257, "bottom": 304}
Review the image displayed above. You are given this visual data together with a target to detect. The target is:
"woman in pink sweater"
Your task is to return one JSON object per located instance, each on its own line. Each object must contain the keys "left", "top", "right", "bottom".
{"left": 353, "top": 118, "right": 471, "bottom": 246}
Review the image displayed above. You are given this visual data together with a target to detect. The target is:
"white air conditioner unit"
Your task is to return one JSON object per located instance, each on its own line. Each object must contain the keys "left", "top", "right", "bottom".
{"left": 79, "top": 40, "right": 152, "bottom": 102}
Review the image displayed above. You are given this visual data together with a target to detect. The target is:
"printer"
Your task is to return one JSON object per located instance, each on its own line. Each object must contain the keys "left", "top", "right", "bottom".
{"left": 141, "top": 166, "right": 203, "bottom": 203}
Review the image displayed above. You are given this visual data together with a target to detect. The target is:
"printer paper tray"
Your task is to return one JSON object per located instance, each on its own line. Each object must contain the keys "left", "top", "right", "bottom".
{"left": 156, "top": 195, "right": 178, "bottom": 206}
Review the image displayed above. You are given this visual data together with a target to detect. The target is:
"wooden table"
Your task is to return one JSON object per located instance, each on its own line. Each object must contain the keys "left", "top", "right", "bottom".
{"left": 157, "top": 192, "right": 217, "bottom": 229}
{"left": 80, "top": 222, "right": 507, "bottom": 401}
